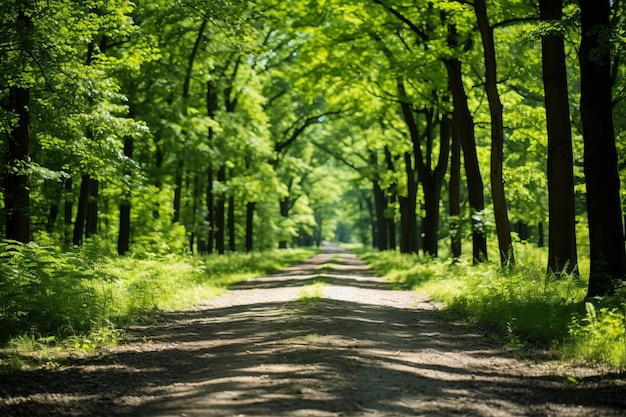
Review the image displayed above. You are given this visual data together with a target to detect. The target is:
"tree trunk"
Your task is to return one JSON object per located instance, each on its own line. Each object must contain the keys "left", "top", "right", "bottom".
{"left": 228, "top": 194, "right": 236, "bottom": 252}
{"left": 64, "top": 177, "right": 73, "bottom": 244}
{"left": 539, "top": 0, "right": 578, "bottom": 275}
{"left": 118, "top": 136, "right": 133, "bottom": 255}
{"left": 173, "top": 159, "right": 183, "bottom": 223}
{"left": 397, "top": 82, "right": 449, "bottom": 256}
{"left": 384, "top": 146, "right": 397, "bottom": 250}
{"left": 371, "top": 151, "right": 388, "bottom": 250}
{"left": 516, "top": 221, "right": 530, "bottom": 241}
{"left": 189, "top": 174, "right": 200, "bottom": 254}
{"left": 246, "top": 201, "right": 255, "bottom": 252}
{"left": 387, "top": 194, "right": 396, "bottom": 250}
{"left": 474, "top": 0, "right": 514, "bottom": 266}
{"left": 215, "top": 166, "right": 226, "bottom": 254}
{"left": 278, "top": 197, "right": 291, "bottom": 249}
{"left": 402, "top": 152, "right": 419, "bottom": 254}
{"left": 3, "top": 86, "right": 31, "bottom": 243}
{"left": 46, "top": 198, "right": 59, "bottom": 234}
{"left": 206, "top": 168, "right": 215, "bottom": 254}
{"left": 73, "top": 175, "right": 91, "bottom": 245}
{"left": 449, "top": 115, "right": 462, "bottom": 259}
{"left": 205, "top": 78, "right": 219, "bottom": 254}
{"left": 444, "top": 58, "right": 488, "bottom": 262}
{"left": 373, "top": 179, "right": 388, "bottom": 250}
{"left": 363, "top": 193, "right": 376, "bottom": 248}
{"left": 3, "top": 10, "right": 32, "bottom": 243}
{"left": 85, "top": 179, "right": 98, "bottom": 237}
{"left": 579, "top": 0, "right": 626, "bottom": 296}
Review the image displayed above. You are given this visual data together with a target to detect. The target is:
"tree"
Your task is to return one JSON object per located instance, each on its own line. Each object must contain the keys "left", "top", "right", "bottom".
{"left": 539, "top": 0, "right": 578, "bottom": 275}
{"left": 579, "top": 0, "right": 626, "bottom": 296}
{"left": 444, "top": 55, "right": 488, "bottom": 262}
{"left": 2, "top": 7, "right": 32, "bottom": 243}
{"left": 474, "top": 0, "right": 515, "bottom": 266}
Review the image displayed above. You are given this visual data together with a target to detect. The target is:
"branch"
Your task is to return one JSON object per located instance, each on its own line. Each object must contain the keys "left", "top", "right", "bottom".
{"left": 311, "top": 140, "right": 362, "bottom": 172}
{"left": 275, "top": 110, "right": 342, "bottom": 154}
{"left": 492, "top": 16, "right": 539, "bottom": 30}
{"left": 372, "top": 0, "right": 429, "bottom": 41}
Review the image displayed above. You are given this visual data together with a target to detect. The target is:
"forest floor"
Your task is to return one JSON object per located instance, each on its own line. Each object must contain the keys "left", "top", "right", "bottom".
{"left": 1, "top": 244, "right": 626, "bottom": 416}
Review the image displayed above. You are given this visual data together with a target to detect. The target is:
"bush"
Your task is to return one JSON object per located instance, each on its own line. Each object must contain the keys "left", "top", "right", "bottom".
{"left": 0, "top": 240, "right": 105, "bottom": 341}
{"left": 565, "top": 301, "right": 626, "bottom": 367}
{"left": 0, "top": 240, "right": 316, "bottom": 346}
{"left": 352, "top": 246, "right": 626, "bottom": 367}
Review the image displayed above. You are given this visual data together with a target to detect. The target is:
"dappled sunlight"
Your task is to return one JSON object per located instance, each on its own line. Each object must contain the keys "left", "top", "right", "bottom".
{"left": 1, "top": 247, "right": 624, "bottom": 416}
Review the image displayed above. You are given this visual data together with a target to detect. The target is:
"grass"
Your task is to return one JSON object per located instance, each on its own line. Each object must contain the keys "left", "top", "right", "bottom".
{"left": 298, "top": 280, "right": 326, "bottom": 302}
{"left": 0, "top": 239, "right": 317, "bottom": 371}
{"left": 352, "top": 244, "right": 626, "bottom": 369}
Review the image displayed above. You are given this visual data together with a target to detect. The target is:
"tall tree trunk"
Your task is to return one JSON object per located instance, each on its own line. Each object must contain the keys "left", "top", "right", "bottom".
{"left": 3, "top": 10, "right": 31, "bottom": 243}
{"left": 371, "top": 151, "right": 388, "bottom": 250}
{"left": 373, "top": 179, "right": 388, "bottom": 250}
{"left": 206, "top": 168, "right": 215, "bottom": 254}
{"left": 246, "top": 201, "right": 255, "bottom": 252}
{"left": 539, "top": 0, "right": 578, "bottom": 275}
{"left": 205, "top": 79, "right": 219, "bottom": 254}
{"left": 474, "top": 0, "right": 514, "bottom": 266}
{"left": 278, "top": 197, "right": 291, "bottom": 249}
{"left": 85, "top": 179, "right": 98, "bottom": 237}
{"left": 384, "top": 146, "right": 397, "bottom": 250}
{"left": 73, "top": 175, "right": 91, "bottom": 245}
{"left": 118, "top": 136, "right": 133, "bottom": 255}
{"left": 228, "top": 194, "right": 236, "bottom": 252}
{"left": 449, "top": 115, "right": 462, "bottom": 259}
{"left": 4, "top": 85, "right": 31, "bottom": 243}
{"left": 215, "top": 166, "right": 226, "bottom": 254}
{"left": 64, "top": 177, "right": 73, "bottom": 244}
{"left": 398, "top": 82, "right": 448, "bottom": 256}
{"left": 402, "top": 152, "right": 419, "bottom": 254}
{"left": 172, "top": 159, "right": 184, "bottom": 223}
{"left": 444, "top": 58, "right": 488, "bottom": 262}
{"left": 3, "top": 89, "right": 31, "bottom": 244}
{"left": 189, "top": 174, "right": 200, "bottom": 254}
{"left": 172, "top": 18, "right": 208, "bottom": 225}
{"left": 363, "top": 192, "right": 376, "bottom": 248}
{"left": 579, "top": 0, "right": 626, "bottom": 296}
{"left": 423, "top": 115, "right": 451, "bottom": 257}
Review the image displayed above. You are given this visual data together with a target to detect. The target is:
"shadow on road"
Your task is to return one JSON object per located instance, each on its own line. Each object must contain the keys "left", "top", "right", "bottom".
{"left": 1, "top": 246, "right": 624, "bottom": 416}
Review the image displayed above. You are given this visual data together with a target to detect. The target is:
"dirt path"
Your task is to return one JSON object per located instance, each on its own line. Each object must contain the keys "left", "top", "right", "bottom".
{"left": 1, "top": 244, "right": 625, "bottom": 416}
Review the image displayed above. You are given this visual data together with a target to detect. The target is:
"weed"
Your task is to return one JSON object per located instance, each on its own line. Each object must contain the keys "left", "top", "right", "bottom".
{"left": 353, "top": 245, "right": 626, "bottom": 368}
{"left": 565, "top": 301, "right": 626, "bottom": 367}
{"left": 298, "top": 280, "right": 326, "bottom": 302}
{"left": 1, "top": 240, "right": 316, "bottom": 359}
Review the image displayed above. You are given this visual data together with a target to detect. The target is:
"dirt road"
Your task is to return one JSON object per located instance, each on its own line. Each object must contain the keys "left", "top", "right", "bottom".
{"left": 1, "top": 244, "right": 625, "bottom": 416}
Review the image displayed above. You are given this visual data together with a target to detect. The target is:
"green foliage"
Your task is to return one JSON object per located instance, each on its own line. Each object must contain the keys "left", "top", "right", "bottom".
{"left": 565, "top": 300, "right": 626, "bottom": 368}
{"left": 355, "top": 245, "right": 626, "bottom": 368}
{"left": 0, "top": 240, "right": 104, "bottom": 341}
{"left": 298, "top": 280, "right": 326, "bottom": 302}
{"left": 0, "top": 240, "right": 316, "bottom": 345}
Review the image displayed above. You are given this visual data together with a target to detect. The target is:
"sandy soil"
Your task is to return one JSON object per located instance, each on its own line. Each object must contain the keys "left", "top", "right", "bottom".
{"left": 1, "top": 243, "right": 625, "bottom": 416}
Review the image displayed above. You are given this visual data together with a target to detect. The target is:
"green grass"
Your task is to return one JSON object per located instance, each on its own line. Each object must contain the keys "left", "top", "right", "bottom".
{"left": 298, "top": 280, "right": 326, "bottom": 302}
{"left": 0, "top": 238, "right": 317, "bottom": 367}
{"left": 353, "top": 244, "right": 626, "bottom": 369}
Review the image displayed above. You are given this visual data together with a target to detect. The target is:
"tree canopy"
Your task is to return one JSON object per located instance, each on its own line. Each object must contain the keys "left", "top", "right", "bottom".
{"left": 2, "top": 0, "right": 626, "bottom": 296}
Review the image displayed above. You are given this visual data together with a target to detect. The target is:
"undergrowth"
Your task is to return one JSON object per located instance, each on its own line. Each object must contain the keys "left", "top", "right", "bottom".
{"left": 353, "top": 245, "right": 626, "bottom": 369}
{"left": 0, "top": 238, "right": 316, "bottom": 370}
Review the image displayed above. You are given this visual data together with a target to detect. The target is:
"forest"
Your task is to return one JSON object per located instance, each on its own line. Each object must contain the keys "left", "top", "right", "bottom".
{"left": 2, "top": 0, "right": 626, "bottom": 369}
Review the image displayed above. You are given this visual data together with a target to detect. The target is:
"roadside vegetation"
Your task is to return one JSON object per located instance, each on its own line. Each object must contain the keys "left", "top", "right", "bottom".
{"left": 352, "top": 244, "right": 626, "bottom": 370}
{"left": 0, "top": 238, "right": 316, "bottom": 370}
